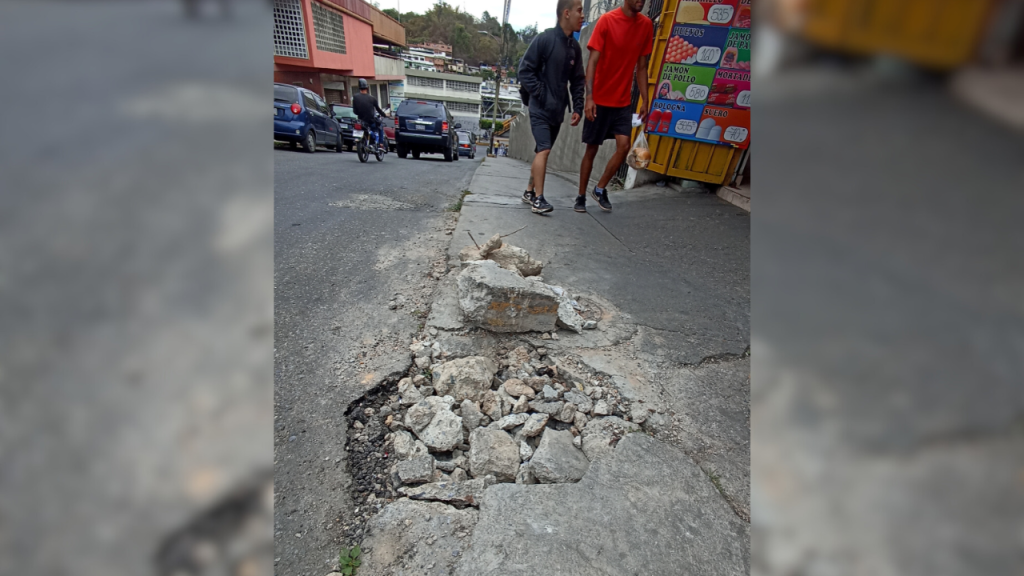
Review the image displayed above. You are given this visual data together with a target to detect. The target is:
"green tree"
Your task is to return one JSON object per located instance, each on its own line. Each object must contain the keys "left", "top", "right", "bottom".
{"left": 452, "top": 24, "right": 472, "bottom": 61}
{"left": 382, "top": 7, "right": 400, "bottom": 20}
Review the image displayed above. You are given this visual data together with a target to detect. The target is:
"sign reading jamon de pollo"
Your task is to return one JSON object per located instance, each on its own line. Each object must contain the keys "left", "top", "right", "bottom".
{"left": 646, "top": 0, "right": 752, "bottom": 149}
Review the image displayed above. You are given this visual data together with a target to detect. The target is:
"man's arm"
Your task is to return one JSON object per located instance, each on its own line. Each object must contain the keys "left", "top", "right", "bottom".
{"left": 374, "top": 97, "right": 386, "bottom": 117}
{"left": 635, "top": 54, "right": 649, "bottom": 122}
{"left": 584, "top": 49, "right": 600, "bottom": 121}
{"left": 570, "top": 44, "right": 586, "bottom": 117}
{"left": 517, "top": 35, "right": 546, "bottom": 104}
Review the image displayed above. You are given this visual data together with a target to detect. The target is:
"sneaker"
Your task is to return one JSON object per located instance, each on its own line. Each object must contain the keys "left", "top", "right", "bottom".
{"left": 531, "top": 195, "right": 554, "bottom": 214}
{"left": 522, "top": 190, "right": 536, "bottom": 204}
{"left": 590, "top": 187, "right": 612, "bottom": 212}
{"left": 574, "top": 194, "right": 587, "bottom": 213}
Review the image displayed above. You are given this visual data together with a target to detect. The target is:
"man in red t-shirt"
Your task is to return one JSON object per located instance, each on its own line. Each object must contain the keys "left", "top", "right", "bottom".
{"left": 575, "top": 0, "right": 652, "bottom": 213}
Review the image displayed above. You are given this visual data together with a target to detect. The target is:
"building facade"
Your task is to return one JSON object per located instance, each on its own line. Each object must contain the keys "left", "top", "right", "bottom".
{"left": 402, "top": 68, "right": 483, "bottom": 131}
{"left": 480, "top": 79, "right": 524, "bottom": 120}
{"left": 273, "top": 0, "right": 406, "bottom": 106}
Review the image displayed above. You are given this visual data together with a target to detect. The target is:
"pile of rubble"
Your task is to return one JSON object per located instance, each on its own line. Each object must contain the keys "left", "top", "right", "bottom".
{"left": 346, "top": 341, "right": 654, "bottom": 522}
{"left": 457, "top": 234, "right": 595, "bottom": 334}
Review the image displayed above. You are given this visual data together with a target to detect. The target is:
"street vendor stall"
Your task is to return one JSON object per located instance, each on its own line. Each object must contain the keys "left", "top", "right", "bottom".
{"left": 631, "top": 0, "right": 751, "bottom": 186}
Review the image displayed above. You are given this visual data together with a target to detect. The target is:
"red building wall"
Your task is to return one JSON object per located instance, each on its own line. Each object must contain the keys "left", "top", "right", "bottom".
{"left": 273, "top": 0, "right": 376, "bottom": 90}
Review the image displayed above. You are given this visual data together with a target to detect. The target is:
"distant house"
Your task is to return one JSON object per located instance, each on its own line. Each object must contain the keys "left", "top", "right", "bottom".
{"left": 403, "top": 68, "right": 483, "bottom": 131}
{"left": 273, "top": 0, "right": 406, "bottom": 107}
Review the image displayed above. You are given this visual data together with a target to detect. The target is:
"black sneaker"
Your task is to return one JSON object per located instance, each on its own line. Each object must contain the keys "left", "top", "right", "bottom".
{"left": 522, "top": 190, "right": 536, "bottom": 205}
{"left": 591, "top": 187, "right": 612, "bottom": 212}
{"left": 574, "top": 194, "right": 587, "bottom": 213}
{"left": 531, "top": 195, "right": 554, "bottom": 214}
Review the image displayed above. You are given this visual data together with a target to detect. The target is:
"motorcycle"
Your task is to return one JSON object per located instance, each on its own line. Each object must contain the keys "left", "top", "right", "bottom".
{"left": 355, "top": 113, "right": 388, "bottom": 163}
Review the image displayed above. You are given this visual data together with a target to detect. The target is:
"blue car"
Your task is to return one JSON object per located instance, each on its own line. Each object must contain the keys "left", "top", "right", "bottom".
{"left": 274, "top": 83, "right": 343, "bottom": 153}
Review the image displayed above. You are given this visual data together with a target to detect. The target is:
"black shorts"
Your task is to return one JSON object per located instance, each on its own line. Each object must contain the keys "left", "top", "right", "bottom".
{"left": 582, "top": 104, "right": 632, "bottom": 145}
{"left": 530, "top": 115, "right": 561, "bottom": 153}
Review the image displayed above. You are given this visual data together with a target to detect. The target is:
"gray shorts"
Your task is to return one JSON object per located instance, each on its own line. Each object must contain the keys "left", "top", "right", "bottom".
{"left": 530, "top": 115, "right": 561, "bottom": 153}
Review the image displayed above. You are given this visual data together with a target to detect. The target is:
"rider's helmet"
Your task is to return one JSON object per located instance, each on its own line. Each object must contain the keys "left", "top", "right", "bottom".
{"left": 358, "top": 78, "right": 369, "bottom": 91}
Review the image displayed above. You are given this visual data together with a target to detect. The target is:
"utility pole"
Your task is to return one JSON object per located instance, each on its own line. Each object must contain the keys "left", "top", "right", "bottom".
{"left": 488, "top": 0, "right": 511, "bottom": 156}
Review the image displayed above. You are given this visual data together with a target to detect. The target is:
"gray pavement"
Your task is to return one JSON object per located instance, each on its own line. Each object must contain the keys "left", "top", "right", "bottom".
{"left": 753, "top": 65, "right": 1024, "bottom": 575}
{"left": 456, "top": 158, "right": 751, "bottom": 364}
{"left": 356, "top": 155, "right": 750, "bottom": 574}
{"left": 274, "top": 145, "right": 483, "bottom": 576}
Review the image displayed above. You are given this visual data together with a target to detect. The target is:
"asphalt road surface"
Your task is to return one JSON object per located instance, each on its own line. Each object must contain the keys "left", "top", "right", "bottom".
{"left": 274, "top": 144, "right": 484, "bottom": 575}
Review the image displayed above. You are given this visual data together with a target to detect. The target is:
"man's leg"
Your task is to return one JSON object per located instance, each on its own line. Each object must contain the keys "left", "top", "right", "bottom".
{"left": 578, "top": 144, "right": 601, "bottom": 196}
{"left": 596, "top": 134, "right": 631, "bottom": 189}
{"left": 531, "top": 150, "right": 551, "bottom": 197}
{"left": 526, "top": 174, "right": 535, "bottom": 193}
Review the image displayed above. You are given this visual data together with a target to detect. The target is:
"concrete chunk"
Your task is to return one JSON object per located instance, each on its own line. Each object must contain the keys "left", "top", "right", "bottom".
{"left": 529, "top": 428, "right": 590, "bottom": 484}
{"left": 457, "top": 261, "right": 559, "bottom": 333}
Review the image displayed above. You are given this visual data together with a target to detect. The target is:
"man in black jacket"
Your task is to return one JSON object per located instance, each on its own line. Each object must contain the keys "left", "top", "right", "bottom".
{"left": 517, "top": 0, "right": 585, "bottom": 215}
{"left": 353, "top": 78, "right": 388, "bottom": 152}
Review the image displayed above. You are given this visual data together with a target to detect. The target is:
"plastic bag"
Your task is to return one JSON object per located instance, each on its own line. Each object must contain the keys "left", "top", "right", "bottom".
{"left": 625, "top": 131, "right": 651, "bottom": 170}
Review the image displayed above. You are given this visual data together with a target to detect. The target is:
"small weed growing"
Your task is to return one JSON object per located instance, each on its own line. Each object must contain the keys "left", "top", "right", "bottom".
{"left": 338, "top": 545, "right": 362, "bottom": 575}
{"left": 447, "top": 190, "right": 472, "bottom": 212}
{"left": 707, "top": 470, "right": 725, "bottom": 497}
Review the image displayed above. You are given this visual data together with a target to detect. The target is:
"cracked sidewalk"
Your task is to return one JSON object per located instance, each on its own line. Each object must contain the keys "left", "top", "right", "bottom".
{"left": 351, "top": 156, "right": 752, "bottom": 574}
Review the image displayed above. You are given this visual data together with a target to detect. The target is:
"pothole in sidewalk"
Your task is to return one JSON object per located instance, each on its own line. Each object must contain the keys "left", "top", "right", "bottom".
{"left": 341, "top": 336, "right": 671, "bottom": 544}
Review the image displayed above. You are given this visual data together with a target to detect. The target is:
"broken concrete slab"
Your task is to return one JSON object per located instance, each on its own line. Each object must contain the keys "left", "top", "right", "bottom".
{"left": 457, "top": 261, "right": 559, "bottom": 333}
{"left": 468, "top": 427, "right": 520, "bottom": 482}
{"left": 581, "top": 416, "right": 642, "bottom": 462}
{"left": 479, "top": 233, "right": 502, "bottom": 257}
{"left": 396, "top": 455, "right": 435, "bottom": 485}
{"left": 487, "top": 244, "right": 543, "bottom": 277}
{"left": 529, "top": 428, "right": 590, "bottom": 484}
{"left": 358, "top": 499, "right": 479, "bottom": 576}
{"left": 416, "top": 407, "right": 464, "bottom": 452}
{"left": 391, "top": 430, "right": 429, "bottom": 461}
{"left": 453, "top": 434, "right": 749, "bottom": 576}
{"left": 502, "top": 378, "right": 535, "bottom": 399}
{"left": 400, "top": 475, "right": 497, "bottom": 509}
{"left": 433, "top": 356, "right": 498, "bottom": 403}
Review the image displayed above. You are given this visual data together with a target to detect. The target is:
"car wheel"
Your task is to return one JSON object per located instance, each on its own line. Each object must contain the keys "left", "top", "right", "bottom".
{"left": 303, "top": 131, "right": 316, "bottom": 153}
{"left": 335, "top": 133, "right": 344, "bottom": 153}
{"left": 443, "top": 145, "right": 453, "bottom": 162}
{"left": 412, "top": 150, "right": 420, "bottom": 159}
{"left": 397, "top": 145, "right": 408, "bottom": 159}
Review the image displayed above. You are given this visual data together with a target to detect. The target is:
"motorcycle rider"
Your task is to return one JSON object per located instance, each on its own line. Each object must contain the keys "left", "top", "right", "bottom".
{"left": 352, "top": 78, "right": 388, "bottom": 152}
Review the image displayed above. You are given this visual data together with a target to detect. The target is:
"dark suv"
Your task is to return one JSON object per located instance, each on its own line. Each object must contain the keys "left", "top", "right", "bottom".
{"left": 395, "top": 100, "right": 461, "bottom": 162}
{"left": 274, "top": 83, "right": 343, "bottom": 153}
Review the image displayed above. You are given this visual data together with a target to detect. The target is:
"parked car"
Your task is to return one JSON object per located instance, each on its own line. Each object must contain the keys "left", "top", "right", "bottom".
{"left": 274, "top": 83, "right": 343, "bottom": 153}
{"left": 381, "top": 116, "right": 397, "bottom": 152}
{"left": 456, "top": 130, "right": 475, "bottom": 159}
{"left": 329, "top": 103, "right": 358, "bottom": 150}
{"left": 395, "top": 100, "right": 461, "bottom": 162}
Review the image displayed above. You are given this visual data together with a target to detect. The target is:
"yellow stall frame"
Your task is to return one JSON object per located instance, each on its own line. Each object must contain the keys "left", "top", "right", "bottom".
{"left": 631, "top": 0, "right": 744, "bottom": 186}
{"left": 802, "top": 0, "right": 996, "bottom": 70}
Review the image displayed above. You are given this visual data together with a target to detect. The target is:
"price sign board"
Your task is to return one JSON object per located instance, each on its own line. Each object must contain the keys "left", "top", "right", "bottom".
{"left": 707, "top": 69, "right": 750, "bottom": 109}
{"left": 663, "top": 24, "right": 731, "bottom": 67}
{"left": 732, "top": 0, "right": 750, "bottom": 28}
{"left": 673, "top": 0, "right": 739, "bottom": 27}
{"left": 654, "top": 63, "right": 717, "bottom": 104}
{"left": 647, "top": 0, "right": 752, "bottom": 148}
{"left": 719, "top": 28, "right": 751, "bottom": 71}
{"left": 694, "top": 106, "right": 750, "bottom": 148}
{"left": 645, "top": 101, "right": 706, "bottom": 139}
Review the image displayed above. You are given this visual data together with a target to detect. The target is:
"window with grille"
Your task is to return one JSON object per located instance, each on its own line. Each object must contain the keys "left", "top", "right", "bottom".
{"left": 446, "top": 101, "right": 479, "bottom": 114}
{"left": 409, "top": 76, "right": 443, "bottom": 89}
{"left": 311, "top": 1, "right": 347, "bottom": 55}
{"left": 274, "top": 0, "right": 309, "bottom": 59}
{"left": 446, "top": 80, "right": 478, "bottom": 93}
